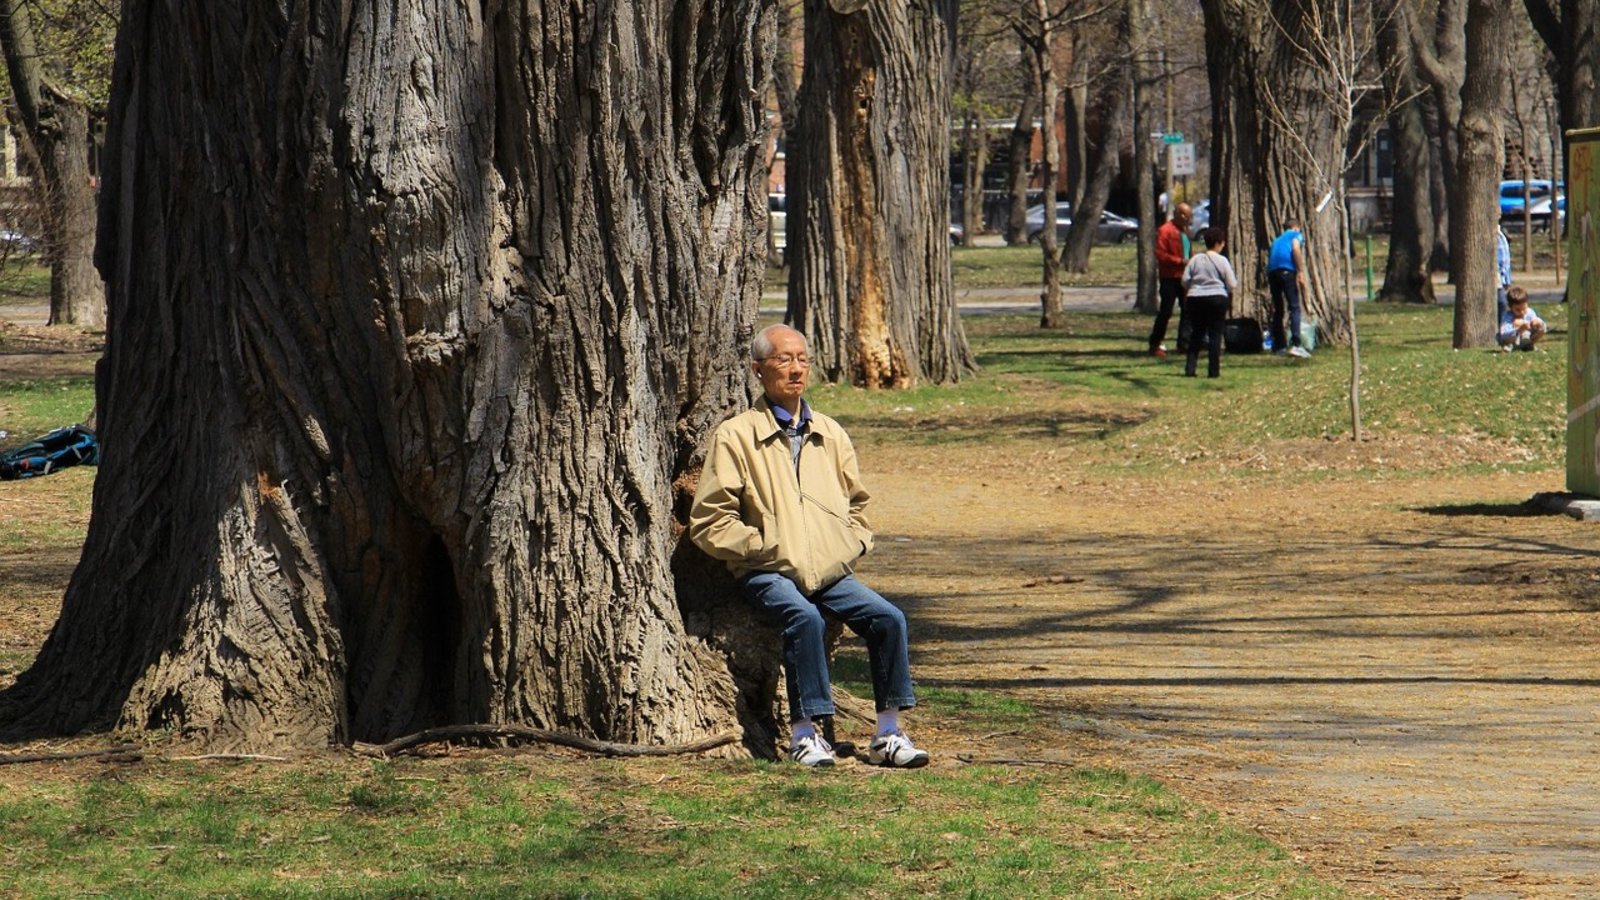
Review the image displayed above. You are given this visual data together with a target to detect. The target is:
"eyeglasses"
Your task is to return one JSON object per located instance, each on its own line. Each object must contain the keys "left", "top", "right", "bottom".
{"left": 758, "top": 354, "right": 811, "bottom": 369}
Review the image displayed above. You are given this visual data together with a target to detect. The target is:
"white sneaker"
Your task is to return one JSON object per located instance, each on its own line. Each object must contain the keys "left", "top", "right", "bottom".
{"left": 867, "top": 731, "right": 930, "bottom": 768}
{"left": 1287, "top": 345, "right": 1311, "bottom": 359}
{"left": 789, "top": 733, "right": 836, "bottom": 767}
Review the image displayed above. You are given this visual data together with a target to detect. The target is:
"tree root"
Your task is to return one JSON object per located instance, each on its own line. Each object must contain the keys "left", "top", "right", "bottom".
{"left": 350, "top": 724, "right": 742, "bottom": 759}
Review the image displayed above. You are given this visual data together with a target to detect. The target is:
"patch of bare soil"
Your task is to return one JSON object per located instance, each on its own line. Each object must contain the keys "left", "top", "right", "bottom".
{"left": 863, "top": 440, "right": 1600, "bottom": 898}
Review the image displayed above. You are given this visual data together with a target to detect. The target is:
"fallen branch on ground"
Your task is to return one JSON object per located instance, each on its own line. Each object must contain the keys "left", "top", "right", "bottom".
{"left": 956, "top": 752, "right": 1075, "bottom": 768}
{"left": 351, "top": 724, "right": 741, "bottom": 759}
{"left": 0, "top": 743, "right": 142, "bottom": 766}
{"left": 168, "top": 753, "right": 289, "bottom": 763}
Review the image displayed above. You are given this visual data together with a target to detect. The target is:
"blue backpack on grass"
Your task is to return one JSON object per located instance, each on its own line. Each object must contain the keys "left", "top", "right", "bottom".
{"left": 0, "top": 425, "right": 99, "bottom": 480}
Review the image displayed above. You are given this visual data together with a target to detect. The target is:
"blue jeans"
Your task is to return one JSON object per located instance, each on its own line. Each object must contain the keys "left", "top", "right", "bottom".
{"left": 1269, "top": 268, "right": 1302, "bottom": 350}
{"left": 737, "top": 572, "right": 917, "bottom": 719}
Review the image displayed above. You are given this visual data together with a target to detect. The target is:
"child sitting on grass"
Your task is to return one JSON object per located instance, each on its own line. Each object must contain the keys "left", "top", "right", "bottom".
{"left": 1498, "top": 285, "right": 1546, "bottom": 352}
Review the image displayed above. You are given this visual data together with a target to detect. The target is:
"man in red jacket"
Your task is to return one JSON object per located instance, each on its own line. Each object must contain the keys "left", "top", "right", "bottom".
{"left": 1148, "top": 202, "right": 1192, "bottom": 358}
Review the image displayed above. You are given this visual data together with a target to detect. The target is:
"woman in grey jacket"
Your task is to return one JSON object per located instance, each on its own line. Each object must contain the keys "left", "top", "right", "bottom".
{"left": 1179, "top": 227, "right": 1239, "bottom": 378}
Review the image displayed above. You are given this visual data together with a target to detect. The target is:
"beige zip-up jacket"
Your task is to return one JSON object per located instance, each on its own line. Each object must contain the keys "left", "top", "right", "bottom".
{"left": 689, "top": 397, "right": 875, "bottom": 595}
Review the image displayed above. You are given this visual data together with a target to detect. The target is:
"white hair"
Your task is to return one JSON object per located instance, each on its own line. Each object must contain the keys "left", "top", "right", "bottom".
{"left": 750, "top": 324, "right": 806, "bottom": 360}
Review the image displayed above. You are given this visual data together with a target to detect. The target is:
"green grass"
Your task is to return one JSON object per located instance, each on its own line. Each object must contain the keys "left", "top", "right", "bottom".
{"left": 0, "top": 258, "right": 49, "bottom": 303}
{"left": 810, "top": 303, "right": 1568, "bottom": 477}
{"left": 769, "top": 242, "right": 1155, "bottom": 292}
{"left": 4, "top": 247, "right": 1550, "bottom": 897}
{"left": 0, "top": 753, "right": 1346, "bottom": 898}
{"left": 0, "top": 377, "right": 96, "bottom": 444}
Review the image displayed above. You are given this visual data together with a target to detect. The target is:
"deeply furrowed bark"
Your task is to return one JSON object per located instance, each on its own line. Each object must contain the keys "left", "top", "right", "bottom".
{"left": 1, "top": 0, "right": 782, "bottom": 753}
{"left": 1201, "top": 0, "right": 1351, "bottom": 345}
{"left": 787, "top": 0, "right": 973, "bottom": 386}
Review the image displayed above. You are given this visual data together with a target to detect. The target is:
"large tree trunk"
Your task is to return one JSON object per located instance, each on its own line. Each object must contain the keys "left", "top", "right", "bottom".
{"left": 788, "top": 0, "right": 972, "bottom": 386}
{"left": 0, "top": 0, "right": 104, "bottom": 328}
{"left": 1449, "top": 0, "right": 1510, "bottom": 347}
{"left": 1200, "top": 0, "right": 1264, "bottom": 311}
{"left": 1378, "top": 3, "right": 1437, "bottom": 304}
{"left": 2, "top": 0, "right": 780, "bottom": 753}
{"left": 1201, "top": 0, "right": 1351, "bottom": 345}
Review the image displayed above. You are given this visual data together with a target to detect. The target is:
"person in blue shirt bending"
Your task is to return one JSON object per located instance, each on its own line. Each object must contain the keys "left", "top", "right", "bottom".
{"left": 1267, "top": 221, "right": 1311, "bottom": 359}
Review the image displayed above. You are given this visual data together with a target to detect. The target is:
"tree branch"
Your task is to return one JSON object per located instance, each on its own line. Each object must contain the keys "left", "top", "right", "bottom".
{"left": 351, "top": 725, "right": 742, "bottom": 759}
{"left": 0, "top": 743, "right": 142, "bottom": 765}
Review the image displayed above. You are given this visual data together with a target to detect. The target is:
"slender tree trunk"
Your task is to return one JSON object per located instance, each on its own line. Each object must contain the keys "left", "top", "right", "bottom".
{"left": 1004, "top": 50, "right": 1040, "bottom": 245}
{"left": 1378, "top": 5, "right": 1436, "bottom": 303}
{"left": 1411, "top": 0, "right": 1465, "bottom": 275}
{"left": 961, "top": 127, "right": 988, "bottom": 241}
{"left": 1450, "top": 0, "right": 1510, "bottom": 347}
{"left": 0, "top": 0, "right": 104, "bottom": 328}
{"left": 788, "top": 0, "right": 972, "bottom": 386}
{"left": 1061, "top": 12, "right": 1130, "bottom": 273}
{"left": 1425, "top": 97, "right": 1453, "bottom": 271}
{"left": 1062, "top": 45, "right": 1089, "bottom": 215}
{"left": 3, "top": 0, "right": 778, "bottom": 753}
{"left": 1131, "top": 0, "right": 1158, "bottom": 315}
{"left": 1032, "top": 16, "right": 1065, "bottom": 329}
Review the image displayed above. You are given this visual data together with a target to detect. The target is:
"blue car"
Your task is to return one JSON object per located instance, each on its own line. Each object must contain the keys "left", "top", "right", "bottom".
{"left": 1500, "top": 180, "right": 1563, "bottom": 218}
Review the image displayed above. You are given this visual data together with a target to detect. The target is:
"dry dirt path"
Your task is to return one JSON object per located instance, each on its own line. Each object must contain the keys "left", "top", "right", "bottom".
{"left": 862, "top": 445, "right": 1600, "bottom": 898}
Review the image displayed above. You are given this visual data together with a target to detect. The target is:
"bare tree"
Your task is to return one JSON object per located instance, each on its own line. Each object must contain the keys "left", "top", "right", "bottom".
{"left": 1130, "top": 0, "right": 1159, "bottom": 314}
{"left": 0, "top": 0, "right": 104, "bottom": 327}
{"left": 2, "top": 0, "right": 785, "bottom": 753}
{"left": 952, "top": 0, "right": 1022, "bottom": 244}
{"left": 1201, "top": 0, "right": 1361, "bottom": 346}
{"left": 788, "top": 0, "right": 974, "bottom": 384}
{"left": 1014, "top": 0, "right": 1068, "bottom": 326}
{"left": 1377, "top": 5, "right": 1437, "bottom": 303}
{"left": 1523, "top": 0, "right": 1600, "bottom": 200}
{"left": 1060, "top": 5, "right": 1131, "bottom": 273}
{"left": 1409, "top": 0, "right": 1512, "bottom": 347}
{"left": 1003, "top": 43, "right": 1041, "bottom": 245}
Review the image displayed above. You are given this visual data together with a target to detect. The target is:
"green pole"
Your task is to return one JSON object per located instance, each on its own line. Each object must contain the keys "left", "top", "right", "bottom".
{"left": 1364, "top": 234, "right": 1373, "bottom": 301}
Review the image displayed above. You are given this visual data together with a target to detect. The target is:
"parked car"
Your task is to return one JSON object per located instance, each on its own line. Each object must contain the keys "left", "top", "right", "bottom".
{"left": 1025, "top": 202, "right": 1139, "bottom": 245}
{"left": 1515, "top": 194, "right": 1567, "bottom": 232}
{"left": 1499, "top": 180, "right": 1563, "bottom": 219}
{"left": 1096, "top": 210, "right": 1140, "bottom": 244}
{"left": 1024, "top": 201, "right": 1073, "bottom": 242}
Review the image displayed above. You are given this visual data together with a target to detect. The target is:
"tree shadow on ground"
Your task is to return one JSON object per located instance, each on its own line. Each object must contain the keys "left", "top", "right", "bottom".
{"left": 1411, "top": 501, "right": 1546, "bottom": 518}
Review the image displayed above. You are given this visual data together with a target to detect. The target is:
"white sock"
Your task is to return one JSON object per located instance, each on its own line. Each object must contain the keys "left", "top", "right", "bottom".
{"left": 875, "top": 709, "right": 900, "bottom": 737}
{"left": 790, "top": 718, "right": 816, "bottom": 742}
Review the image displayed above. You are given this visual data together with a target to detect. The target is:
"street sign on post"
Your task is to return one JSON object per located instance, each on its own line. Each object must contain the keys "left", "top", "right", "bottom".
{"left": 1168, "top": 142, "right": 1196, "bottom": 176}
{"left": 1162, "top": 132, "right": 1185, "bottom": 144}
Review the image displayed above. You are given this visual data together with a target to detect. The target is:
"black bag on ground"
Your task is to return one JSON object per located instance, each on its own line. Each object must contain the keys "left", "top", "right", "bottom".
{"left": 0, "top": 425, "right": 99, "bottom": 480}
{"left": 1223, "top": 317, "right": 1264, "bottom": 354}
